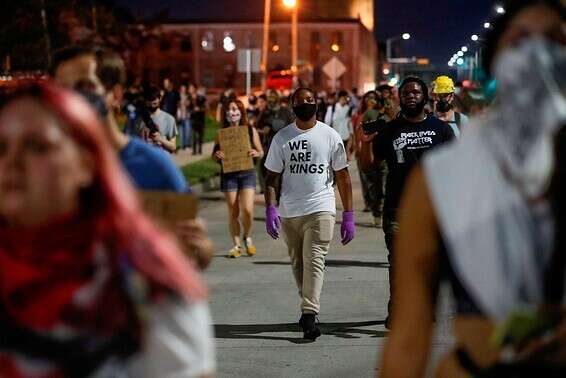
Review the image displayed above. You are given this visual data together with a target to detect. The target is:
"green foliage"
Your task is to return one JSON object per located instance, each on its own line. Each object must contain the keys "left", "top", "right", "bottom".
{"left": 204, "top": 116, "right": 219, "bottom": 143}
{"left": 181, "top": 158, "right": 220, "bottom": 186}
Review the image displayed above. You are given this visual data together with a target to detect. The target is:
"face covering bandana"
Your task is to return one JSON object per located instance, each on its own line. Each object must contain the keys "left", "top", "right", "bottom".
{"left": 293, "top": 103, "right": 317, "bottom": 122}
{"left": 487, "top": 36, "right": 566, "bottom": 198}
{"left": 435, "top": 99, "right": 452, "bottom": 113}
{"left": 226, "top": 109, "right": 242, "bottom": 124}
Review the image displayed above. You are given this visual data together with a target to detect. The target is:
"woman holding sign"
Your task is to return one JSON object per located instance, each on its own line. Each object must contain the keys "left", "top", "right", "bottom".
{"left": 213, "top": 99, "right": 264, "bottom": 258}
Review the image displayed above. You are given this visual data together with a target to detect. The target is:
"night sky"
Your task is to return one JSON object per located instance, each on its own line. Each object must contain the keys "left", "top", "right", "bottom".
{"left": 115, "top": 0, "right": 499, "bottom": 67}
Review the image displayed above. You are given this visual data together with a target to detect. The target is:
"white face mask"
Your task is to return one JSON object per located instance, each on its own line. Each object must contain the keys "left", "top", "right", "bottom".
{"left": 226, "top": 109, "right": 242, "bottom": 124}
{"left": 489, "top": 36, "right": 566, "bottom": 198}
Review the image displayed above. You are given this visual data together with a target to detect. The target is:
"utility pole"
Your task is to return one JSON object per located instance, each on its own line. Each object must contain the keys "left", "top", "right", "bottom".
{"left": 40, "top": 0, "right": 52, "bottom": 69}
{"left": 291, "top": 4, "right": 298, "bottom": 82}
{"left": 261, "top": 0, "right": 271, "bottom": 90}
{"left": 92, "top": 2, "right": 98, "bottom": 34}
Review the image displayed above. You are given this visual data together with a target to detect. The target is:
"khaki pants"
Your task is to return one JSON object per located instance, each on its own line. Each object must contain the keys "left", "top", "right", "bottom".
{"left": 281, "top": 212, "right": 335, "bottom": 314}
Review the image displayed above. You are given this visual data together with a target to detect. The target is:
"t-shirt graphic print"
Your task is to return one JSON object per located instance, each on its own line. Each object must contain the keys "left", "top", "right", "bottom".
{"left": 265, "top": 121, "right": 348, "bottom": 218}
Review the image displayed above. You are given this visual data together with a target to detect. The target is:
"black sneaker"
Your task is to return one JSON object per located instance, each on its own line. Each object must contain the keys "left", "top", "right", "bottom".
{"left": 299, "top": 314, "right": 321, "bottom": 340}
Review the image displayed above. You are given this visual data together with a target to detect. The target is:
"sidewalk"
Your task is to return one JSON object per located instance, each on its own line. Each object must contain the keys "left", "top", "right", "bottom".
{"left": 173, "top": 141, "right": 215, "bottom": 167}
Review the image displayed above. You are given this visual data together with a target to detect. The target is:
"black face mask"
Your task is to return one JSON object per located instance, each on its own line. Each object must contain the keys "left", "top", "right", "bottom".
{"left": 293, "top": 103, "right": 317, "bottom": 121}
{"left": 148, "top": 105, "right": 159, "bottom": 113}
{"left": 435, "top": 99, "right": 452, "bottom": 113}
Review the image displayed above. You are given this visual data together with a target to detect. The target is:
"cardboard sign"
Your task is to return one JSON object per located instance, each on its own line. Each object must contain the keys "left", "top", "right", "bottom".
{"left": 218, "top": 126, "right": 254, "bottom": 173}
{"left": 139, "top": 191, "right": 198, "bottom": 225}
{"left": 139, "top": 191, "right": 199, "bottom": 260}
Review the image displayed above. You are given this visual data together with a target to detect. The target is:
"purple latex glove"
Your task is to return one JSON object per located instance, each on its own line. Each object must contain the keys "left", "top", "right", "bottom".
{"left": 341, "top": 211, "right": 355, "bottom": 245}
{"left": 266, "top": 206, "right": 281, "bottom": 239}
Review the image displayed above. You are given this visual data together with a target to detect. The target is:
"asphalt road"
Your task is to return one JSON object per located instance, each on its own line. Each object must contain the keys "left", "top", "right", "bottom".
{"left": 198, "top": 161, "right": 454, "bottom": 378}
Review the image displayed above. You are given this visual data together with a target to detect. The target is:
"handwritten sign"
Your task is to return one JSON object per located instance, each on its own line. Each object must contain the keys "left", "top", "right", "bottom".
{"left": 218, "top": 126, "right": 254, "bottom": 173}
{"left": 140, "top": 191, "right": 199, "bottom": 259}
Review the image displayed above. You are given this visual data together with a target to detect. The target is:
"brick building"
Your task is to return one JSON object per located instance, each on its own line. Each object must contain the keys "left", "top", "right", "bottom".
{"left": 127, "top": 17, "right": 377, "bottom": 92}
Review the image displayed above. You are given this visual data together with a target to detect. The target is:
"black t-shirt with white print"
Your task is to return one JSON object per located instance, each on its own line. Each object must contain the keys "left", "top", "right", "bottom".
{"left": 372, "top": 114, "right": 454, "bottom": 214}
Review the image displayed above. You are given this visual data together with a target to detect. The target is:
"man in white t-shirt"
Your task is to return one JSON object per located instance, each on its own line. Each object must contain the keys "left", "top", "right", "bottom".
{"left": 324, "top": 90, "right": 354, "bottom": 160}
{"left": 264, "top": 87, "right": 355, "bottom": 341}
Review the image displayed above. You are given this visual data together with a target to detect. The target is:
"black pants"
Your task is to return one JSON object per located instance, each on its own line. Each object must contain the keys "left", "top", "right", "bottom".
{"left": 359, "top": 160, "right": 386, "bottom": 217}
{"left": 383, "top": 210, "right": 399, "bottom": 317}
{"left": 192, "top": 124, "right": 204, "bottom": 155}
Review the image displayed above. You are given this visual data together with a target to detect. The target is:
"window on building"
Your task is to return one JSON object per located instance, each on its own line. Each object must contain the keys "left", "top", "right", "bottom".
{"left": 311, "top": 31, "right": 320, "bottom": 48}
{"left": 245, "top": 31, "right": 256, "bottom": 48}
{"left": 159, "top": 67, "right": 172, "bottom": 83}
{"left": 160, "top": 39, "right": 171, "bottom": 51}
{"left": 202, "top": 70, "right": 214, "bottom": 88}
{"left": 201, "top": 31, "right": 214, "bottom": 52}
{"left": 181, "top": 37, "right": 192, "bottom": 52}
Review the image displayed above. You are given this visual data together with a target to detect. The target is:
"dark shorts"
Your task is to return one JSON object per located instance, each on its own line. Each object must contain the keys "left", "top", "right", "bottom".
{"left": 221, "top": 170, "right": 257, "bottom": 193}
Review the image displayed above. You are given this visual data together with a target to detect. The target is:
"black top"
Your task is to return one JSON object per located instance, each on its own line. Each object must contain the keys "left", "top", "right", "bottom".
{"left": 161, "top": 90, "right": 180, "bottom": 116}
{"left": 372, "top": 115, "right": 454, "bottom": 213}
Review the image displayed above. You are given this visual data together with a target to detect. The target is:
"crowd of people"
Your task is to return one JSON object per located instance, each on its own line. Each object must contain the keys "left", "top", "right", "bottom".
{"left": 0, "top": 0, "right": 564, "bottom": 376}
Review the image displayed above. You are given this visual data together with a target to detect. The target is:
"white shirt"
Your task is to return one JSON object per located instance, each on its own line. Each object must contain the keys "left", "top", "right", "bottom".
{"left": 324, "top": 102, "right": 353, "bottom": 141}
{"left": 265, "top": 121, "right": 349, "bottom": 218}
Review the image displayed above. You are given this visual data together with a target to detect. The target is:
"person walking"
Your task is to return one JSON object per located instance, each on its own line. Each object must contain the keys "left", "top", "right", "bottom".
{"left": 264, "top": 87, "right": 355, "bottom": 340}
{"left": 0, "top": 82, "right": 215, "bottom": 378}
{"left": 191, "top": 90, "right": 206, "bottom": 155}
{"left": 213, "top": 99, "right": 264, "bottom": 258}
{"left": 432, "top": 75, "right": 470, "bottom": 138}
{"left": 353, "top": 90, "right": 386, "bottom": 226}
{"left": 177, "top": 83, "right": 192, "bottom": 150}
{"left": 359, "top": 76, "right": 455, "bottom": 329}
{"left": 325, "top": 90, "right": 354, "bottom": 161}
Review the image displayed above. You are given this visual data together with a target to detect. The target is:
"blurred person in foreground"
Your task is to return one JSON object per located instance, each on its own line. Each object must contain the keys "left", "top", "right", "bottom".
{"left": 432, "top": 75, "right": 470, "bottom": 138}
{"left": 380, "top": 1, "right": 566, "bottom": 376}
{"left": 51, "top": 46, "right": 213, "bottom": 270}
{"left": 0, "top": 82, "right": 215, "bottom": 378}
{"left": 359, "top": 77, "right": 455, "bottom": 329}
{"left": 213, "top": 99, "right": 263, "bottom": 258}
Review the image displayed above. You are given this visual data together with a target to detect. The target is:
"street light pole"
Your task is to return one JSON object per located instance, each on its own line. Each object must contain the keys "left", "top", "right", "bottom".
{"left": 291, "top": 4, "right": 298, "bottom": 75}
{"left": 386, "top": 33, "right": 410, "bottom": 77}
{"left": 40, "top": 0, "right": 52, "bottom": 68}
{"left": 261, "top": 0, "right": 271, "bottom": 90}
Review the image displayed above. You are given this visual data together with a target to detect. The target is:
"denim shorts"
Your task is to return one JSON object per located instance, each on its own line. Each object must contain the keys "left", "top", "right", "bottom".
{"left": 220, "top": 169, "right": 257, "bottom": 192}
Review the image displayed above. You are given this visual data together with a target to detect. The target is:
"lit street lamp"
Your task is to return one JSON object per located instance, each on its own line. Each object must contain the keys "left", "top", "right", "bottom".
{"left": 495, "top": 5, "right": 505, "bottom": 14}
{"left": 484, "top": 22, "right": 491, "bottom": 29}
{"left": 471, "top": 34, "right": 479, "bottom": 41}
{"left": 461, "top": 46, "right": 468, "bottom": 52}
{"left": 386, "top": 33, "right": 411, "bottom": 62}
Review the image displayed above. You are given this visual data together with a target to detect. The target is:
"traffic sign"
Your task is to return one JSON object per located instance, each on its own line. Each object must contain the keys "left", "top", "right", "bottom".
{"left": 237, "top": 49, "right": 261, "bottom": 73}
{"left": 322, "top": 57, "right": 347, "bottom": 80}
